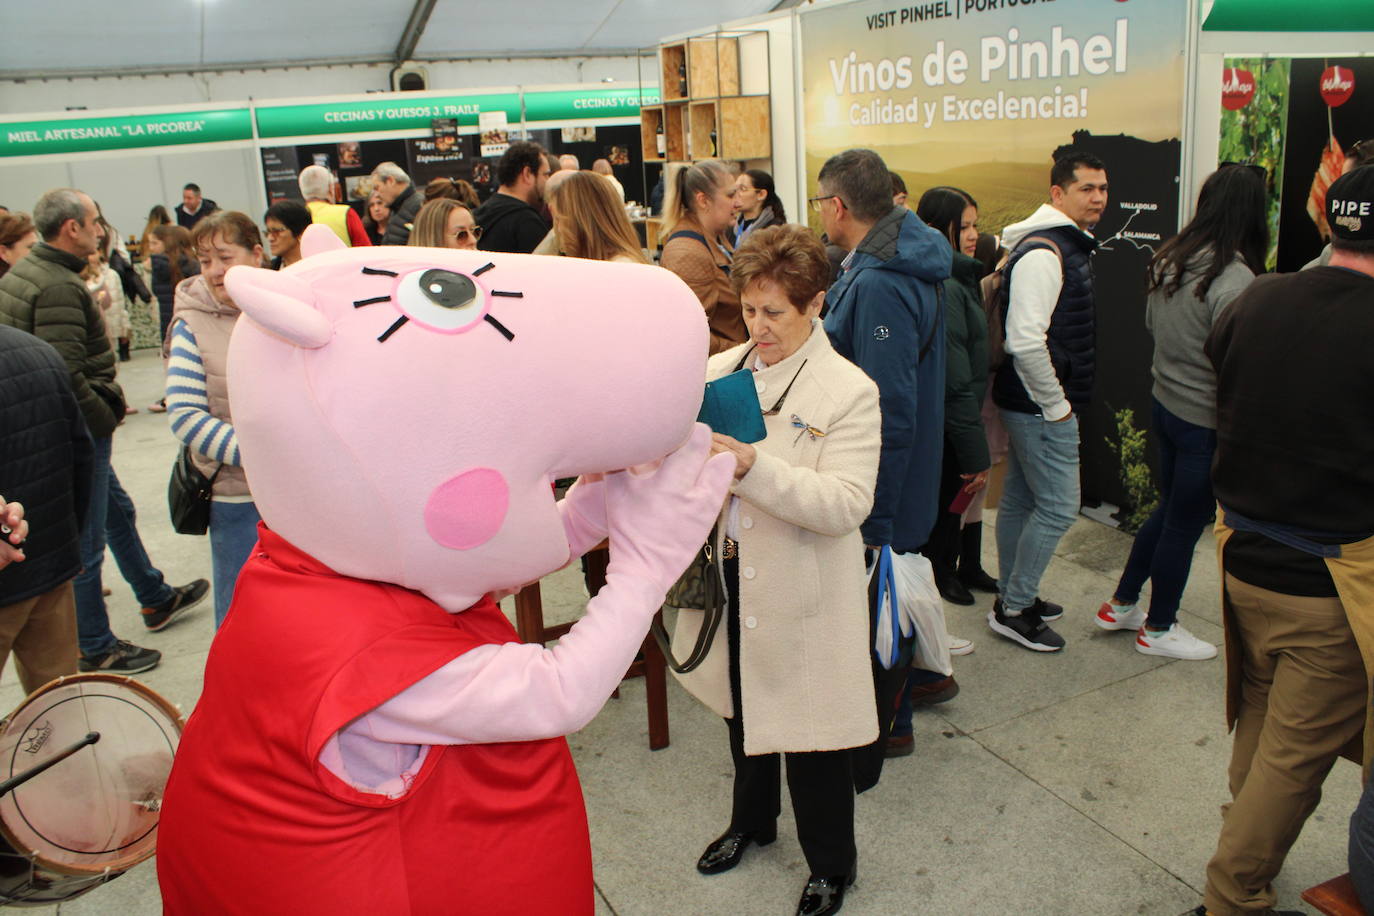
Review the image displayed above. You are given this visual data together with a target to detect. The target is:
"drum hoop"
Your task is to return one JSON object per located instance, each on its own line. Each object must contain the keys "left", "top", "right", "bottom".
{"left": 0, "top": 673, "right": 185, "bottom": 877}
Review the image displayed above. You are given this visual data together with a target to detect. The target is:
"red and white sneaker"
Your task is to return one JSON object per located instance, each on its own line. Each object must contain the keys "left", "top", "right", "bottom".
{"left": 1095, "top": 601, "right": 1146, "bottom": 631}
{"left": 1135, "top": 624, "right": 1217, "bottom": 661}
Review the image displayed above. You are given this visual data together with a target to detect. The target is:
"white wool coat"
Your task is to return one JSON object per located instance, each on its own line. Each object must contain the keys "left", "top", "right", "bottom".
{"left": 673, "top": 322, "right": 881, "bottom": 755}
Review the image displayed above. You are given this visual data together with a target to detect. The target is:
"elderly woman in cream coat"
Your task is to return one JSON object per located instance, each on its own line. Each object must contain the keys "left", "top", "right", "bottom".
{"left": 673, "top": 225, "right": 880, "bottom": 916}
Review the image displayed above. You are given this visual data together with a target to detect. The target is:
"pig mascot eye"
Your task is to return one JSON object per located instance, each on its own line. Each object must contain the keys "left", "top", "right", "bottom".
{"left": 396, "top": 268, "right": 488, "bottom": 333}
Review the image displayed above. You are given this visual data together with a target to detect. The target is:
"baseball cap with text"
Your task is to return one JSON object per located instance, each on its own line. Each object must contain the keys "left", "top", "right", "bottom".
{"left": 1326, "top": 165, "right": 1374, "bottom": 242}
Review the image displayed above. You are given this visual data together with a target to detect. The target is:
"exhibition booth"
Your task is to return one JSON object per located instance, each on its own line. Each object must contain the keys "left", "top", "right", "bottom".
{"left": 3, "top": 0, "right": 1371, "bottom": 511}
{"left": 0, "top": 84, "right": 659, "bottom": 244}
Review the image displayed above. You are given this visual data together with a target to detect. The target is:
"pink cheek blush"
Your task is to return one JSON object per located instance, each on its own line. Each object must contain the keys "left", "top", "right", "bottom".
{"left": 423, "top": 468, "right": 510, "bottom": 550}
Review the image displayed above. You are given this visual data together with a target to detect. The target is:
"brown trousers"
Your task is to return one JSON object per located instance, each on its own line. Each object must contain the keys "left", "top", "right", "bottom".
{"left": 0, "top": 582, "right": 79, "bottom": 696}
{"left": 1204, "top": 573, "right": 1368, "bottom": 915}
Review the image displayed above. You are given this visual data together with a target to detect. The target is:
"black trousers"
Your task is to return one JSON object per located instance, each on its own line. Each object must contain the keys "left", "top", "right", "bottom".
{"left": 723, "top": 556, "right": 856, "bottom": 877}
{"left": 920, "top": 439, "right": 967, "bottom": 571}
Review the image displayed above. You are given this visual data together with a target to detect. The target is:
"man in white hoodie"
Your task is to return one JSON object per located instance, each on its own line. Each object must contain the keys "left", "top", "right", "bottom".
{"left": 988, "top": 151, "right": 1108, "bottom": 652}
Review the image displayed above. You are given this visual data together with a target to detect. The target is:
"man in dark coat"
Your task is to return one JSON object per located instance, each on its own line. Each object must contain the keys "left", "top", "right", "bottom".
{"left": 0, "top": 188, "right": 206, "bottom": 675}
{"left": 370, "top": 162, "right": 424, "bottom": 246}
{"left": 176, "top": 183, "right": 217, "bottom": 229}
{"left": 473, "top": 142, "right": 552, "bottom": 254}
{"left": 0, "top": 325, "right": 92, "bottom": 693}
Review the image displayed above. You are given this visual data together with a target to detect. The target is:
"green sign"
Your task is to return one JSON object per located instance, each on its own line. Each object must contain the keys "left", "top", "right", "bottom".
{"left": 1203, "top": 0, "right": 1374, "bottom": 32}
{"left": 255, "top": 94, "right": 522, "bottom": 139}
{"left": 0, "top": 108, "right": 252, "bottom": 158}
{"left": 523, "top": 87, "right": 661, "bottom": 123}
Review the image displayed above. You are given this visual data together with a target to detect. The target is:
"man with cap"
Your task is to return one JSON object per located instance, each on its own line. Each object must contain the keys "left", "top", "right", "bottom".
{"left": 1189, "top": 165, "right": 1374, "bottom": 916}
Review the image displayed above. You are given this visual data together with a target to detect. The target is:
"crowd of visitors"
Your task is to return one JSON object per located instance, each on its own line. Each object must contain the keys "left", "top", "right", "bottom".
{"left": 0, "top": 132, "right": 1371, "bottom": 916}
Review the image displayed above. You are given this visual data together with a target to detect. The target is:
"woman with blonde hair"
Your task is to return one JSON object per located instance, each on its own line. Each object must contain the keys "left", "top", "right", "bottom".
{"left": 547, "top": 171, "right": 647, "bottom": 265}
{"left": 408, "top": 199, "right": 481, "bottom": 250}
{"left": 660, "top": 160, "right": 743, "bottom": 354}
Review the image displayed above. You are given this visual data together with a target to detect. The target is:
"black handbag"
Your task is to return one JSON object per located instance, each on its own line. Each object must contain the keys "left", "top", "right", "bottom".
{"left": 168, "top": 446, "right": 222, "bottom": 536}
{"left": 651, "top": 531, "right": 725, "bottom": 674}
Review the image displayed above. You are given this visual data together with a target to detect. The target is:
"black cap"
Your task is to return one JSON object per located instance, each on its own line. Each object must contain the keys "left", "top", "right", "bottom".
{"left": 1326, "top": 165, "right": 1374, "bottom": 242}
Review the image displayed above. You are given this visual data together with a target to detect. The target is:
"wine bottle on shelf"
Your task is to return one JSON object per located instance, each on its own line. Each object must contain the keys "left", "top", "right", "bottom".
{"left": 677, "top": 62, "right": 687, "bottom": 98}
{"left": 655, "top": 121, "right": 666, "bottom": 158}
{"left": 709, "top": 127, "right": 718, "bottom": 158}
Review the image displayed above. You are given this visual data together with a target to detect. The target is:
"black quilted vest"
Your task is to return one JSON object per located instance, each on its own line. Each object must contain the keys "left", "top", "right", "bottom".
{"left": 992, "top": 225, "right": 1098, "bottom": 414}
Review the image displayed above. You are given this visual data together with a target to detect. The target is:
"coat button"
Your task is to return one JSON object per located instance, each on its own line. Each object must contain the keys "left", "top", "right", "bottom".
{"left": 741, "top": 516, "right": 753, "bottom": 530}
{"left": 744, "top": 616, "right": 758, "bottom": 629}
{"left": 743, "top": 566, "right": 756, "bottom": 579}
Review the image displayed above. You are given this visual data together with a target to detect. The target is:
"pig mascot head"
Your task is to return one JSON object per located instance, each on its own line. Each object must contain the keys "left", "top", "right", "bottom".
{"left": 224, "top": 225, "right": 708, "bottom": 610}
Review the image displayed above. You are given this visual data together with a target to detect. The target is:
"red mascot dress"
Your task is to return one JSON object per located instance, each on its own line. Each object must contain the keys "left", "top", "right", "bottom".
{"left": 157, "top": 528, "right": 593, "bottom": 915}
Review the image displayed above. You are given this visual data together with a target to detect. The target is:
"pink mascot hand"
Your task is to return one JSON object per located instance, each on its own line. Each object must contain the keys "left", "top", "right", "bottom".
{"left": 559, "top": 475, "right": 609, "bottom": 560}
{"left": 602, "top": 423, "right": 736, "bottom": 596}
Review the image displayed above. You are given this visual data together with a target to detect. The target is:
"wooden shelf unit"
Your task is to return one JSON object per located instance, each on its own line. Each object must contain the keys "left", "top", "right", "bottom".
{"left": 642, "top": 28, "right": 771, "bottom": 166}
{"left": 660, "top": 43, "right": 688, "bottom": 101}
{"left": 662, "top": 102, "right": 688, "bottom": 163}
{"left": 640, "top": 106, "right": 667, "bottom": 162}
{"left": 688, "top": 36, "right": 741, "bottom": 99}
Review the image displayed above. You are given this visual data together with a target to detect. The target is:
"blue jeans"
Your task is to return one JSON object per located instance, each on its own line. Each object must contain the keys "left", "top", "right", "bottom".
{"left": 106, "top": 471, "right": 174, "bottom": 609}
{"left": 1112, "top": 399, "right": 1216, "bottom": 629}
{"left": 995, "top": 410, "right": 1081, "bottom": 612}
{"left": 75, "top": 437, "right": 177, "bottom": 657}
{"left": 209, "top": 501, "right": 260, "bottom": 628}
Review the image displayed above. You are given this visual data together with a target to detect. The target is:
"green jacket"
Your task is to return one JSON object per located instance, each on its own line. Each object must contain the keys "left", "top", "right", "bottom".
{"left": 943, "top": 251, "right": 990, "bottom": 473}
{"left": 0, "top": 242, "right": 123, "bottom": 437}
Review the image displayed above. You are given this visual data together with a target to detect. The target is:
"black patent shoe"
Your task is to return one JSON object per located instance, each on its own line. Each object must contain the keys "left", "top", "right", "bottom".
{"left": 797, "top": 866, "right": 856, "bottom": 916}
{"left": 696, "top": 827, "right": 776, "bottom": 875}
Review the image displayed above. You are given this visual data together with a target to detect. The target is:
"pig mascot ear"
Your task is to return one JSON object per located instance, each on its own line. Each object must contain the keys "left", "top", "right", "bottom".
{"left": 224, "top": 265, "right": 333, "bottom": 349}
{"left": 300, "top": 223, "right": 347, "bottom": 259}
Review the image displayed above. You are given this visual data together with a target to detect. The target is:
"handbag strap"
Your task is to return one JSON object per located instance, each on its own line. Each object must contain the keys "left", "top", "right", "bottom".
{"left": 652, "top": 542, "right": 725, "bottom": 674}
{"left": 185, "top": 444, "right": 224, "bottom": 486}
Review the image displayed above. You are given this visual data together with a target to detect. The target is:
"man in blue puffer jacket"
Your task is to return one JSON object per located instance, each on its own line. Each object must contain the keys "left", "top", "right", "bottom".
{"left": 821, "top": 149, "right": 951, "bottom": 559}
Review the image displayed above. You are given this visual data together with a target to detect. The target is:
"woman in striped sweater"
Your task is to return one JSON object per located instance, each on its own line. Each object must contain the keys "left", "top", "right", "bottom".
{"left": 165, "top": 211, "right": 264, "bottom": 628}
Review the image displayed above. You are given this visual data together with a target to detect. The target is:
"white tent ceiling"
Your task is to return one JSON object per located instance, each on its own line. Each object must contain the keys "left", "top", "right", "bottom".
{"left": 0, "top": 1, "right": 783, "bottom": 80}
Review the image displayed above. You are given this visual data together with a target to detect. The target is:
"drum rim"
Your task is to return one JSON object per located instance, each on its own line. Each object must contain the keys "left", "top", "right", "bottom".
{"left": 0, "top": 673, "right": 185, "bottom": 878}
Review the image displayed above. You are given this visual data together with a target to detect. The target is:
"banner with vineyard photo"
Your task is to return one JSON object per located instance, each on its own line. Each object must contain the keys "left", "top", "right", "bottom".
{"left": 797, "top": 0, "right": 1191, "bottom": 512}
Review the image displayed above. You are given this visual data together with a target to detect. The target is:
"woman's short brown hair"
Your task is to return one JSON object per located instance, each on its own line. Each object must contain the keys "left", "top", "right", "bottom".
{"left": 0, "top": 213, "right": 34, "bottom": 248}
{"left": 730, "top": 225, "right": 830, "bottom": 311}
{"left": 190, "top": 210, "right": 263, "bottom": 254}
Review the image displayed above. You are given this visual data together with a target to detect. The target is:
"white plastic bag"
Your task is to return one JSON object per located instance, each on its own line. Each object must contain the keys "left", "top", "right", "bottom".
{"left": 890, "top": 551, "right": 953, "bottom": 676}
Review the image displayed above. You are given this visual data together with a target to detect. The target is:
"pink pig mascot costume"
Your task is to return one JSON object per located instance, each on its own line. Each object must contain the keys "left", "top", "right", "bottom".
{"left": 156, "top": 226, "right": 734, "bottom": 914}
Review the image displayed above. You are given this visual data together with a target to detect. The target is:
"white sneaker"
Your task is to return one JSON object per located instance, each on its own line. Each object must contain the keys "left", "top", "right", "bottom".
{"left": 1095, "top": 600, "right": 1146, "bottom": 631}
{"left": 948, "top": 635, "right": 974, "bottom": 656}
{"left": 1135, "top": 623, "right": 1217, "bottom": 660}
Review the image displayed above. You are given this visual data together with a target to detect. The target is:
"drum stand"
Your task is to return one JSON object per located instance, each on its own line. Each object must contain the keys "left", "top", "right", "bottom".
{"left": 0, "top": 732, "right": 110, "bottom": 910}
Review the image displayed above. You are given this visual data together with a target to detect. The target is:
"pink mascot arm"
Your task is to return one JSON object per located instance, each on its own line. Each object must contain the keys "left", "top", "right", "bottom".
{"left": 347, "top": 426, "right": 733, "bottom": 747}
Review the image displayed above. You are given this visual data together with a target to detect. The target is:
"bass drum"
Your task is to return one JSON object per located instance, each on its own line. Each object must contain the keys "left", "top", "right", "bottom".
{"left": 0, "top": 674, "right": 183, "bottom": 906}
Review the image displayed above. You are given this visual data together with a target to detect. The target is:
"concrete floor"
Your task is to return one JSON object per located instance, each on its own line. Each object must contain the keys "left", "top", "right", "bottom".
{"left": 7, "top": 349, "right": 1360, "bottom": 915}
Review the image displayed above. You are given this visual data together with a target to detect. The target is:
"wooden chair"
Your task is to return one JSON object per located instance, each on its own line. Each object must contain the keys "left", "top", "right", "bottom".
{"left": 1302, "top": 874, "right": 1368, "bottom": 916}
{"left": 513, "top": 544, "right": 671, "bottom": 750}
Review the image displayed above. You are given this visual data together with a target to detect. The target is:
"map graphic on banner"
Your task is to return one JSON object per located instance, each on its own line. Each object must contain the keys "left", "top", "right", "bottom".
{"left": 799, "top": 0, "right": 1189, "bottom": 510}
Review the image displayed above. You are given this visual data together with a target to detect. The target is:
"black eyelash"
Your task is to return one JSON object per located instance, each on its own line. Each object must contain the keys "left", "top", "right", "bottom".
{"left": 473, "top": 263, "right": 495, "bottom": 276}
{"left": 362, "top": 267, "right": 398, "bottom": 277}
{"left": 354, "top": 296, "right": 391, "bottom": 308}
{"left": 377, "top": 316, "right": 409, "bottom": 342}
{"left": 491, "top": 290, "right": 523, "bottom": 298}
{"left": 484, "top": 314, "right": 515, "bottom": 341}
